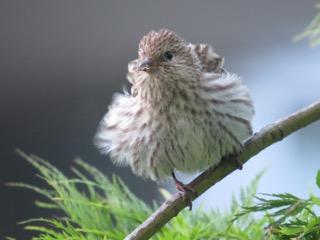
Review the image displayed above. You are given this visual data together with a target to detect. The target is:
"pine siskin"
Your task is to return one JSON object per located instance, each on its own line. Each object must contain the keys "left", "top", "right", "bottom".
{"left": 94, "top": 29, "right": 254, "bottom": 206}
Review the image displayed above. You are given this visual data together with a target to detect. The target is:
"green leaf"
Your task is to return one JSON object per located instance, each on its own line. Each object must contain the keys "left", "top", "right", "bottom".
{"left": 279, "top": 226, "right": 303, "bottom": 236}
{"left": 310, "top": 194, "right": 320, "bottom": 206}
{"left": 316, "top": 170, "right": 320, "bottom": 189}
{"left": 9, "top": 150, "right": 320, "bottom": 240}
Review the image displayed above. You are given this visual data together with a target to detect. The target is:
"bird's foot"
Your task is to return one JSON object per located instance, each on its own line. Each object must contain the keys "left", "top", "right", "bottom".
{"left": 172, "top": 172, "right": 197, "bottom": 210}
{"left": 222, "top": 153, "right": 243, "bottom": 170}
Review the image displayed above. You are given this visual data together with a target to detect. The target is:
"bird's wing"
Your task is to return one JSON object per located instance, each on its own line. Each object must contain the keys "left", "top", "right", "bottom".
{"left": 191, "top": 44, "right": 224, "bottom": 73}
{"left": 127, "top": 59, "right": 139, "bottom": 96}
{"left": 199, "top": 72, "right": 254, "bottom": 140}
{"left": 127, "top": 59, "right": 139, "bottom": 85}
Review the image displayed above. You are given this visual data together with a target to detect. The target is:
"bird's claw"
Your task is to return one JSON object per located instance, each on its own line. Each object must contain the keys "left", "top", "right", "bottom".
{"left": 235, "top": 156, "right": 243, "bottom": 170}
{"left": 176, "top": 182, "right": 197, "bottom": 211}
{"left": 222, "top": 153, "right": 243, "bottom": 170}
{"left": 172, "top": 172, "right": 197, "bottom": 210}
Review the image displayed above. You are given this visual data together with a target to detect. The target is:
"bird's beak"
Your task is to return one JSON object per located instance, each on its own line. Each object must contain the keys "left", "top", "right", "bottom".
{"left": 138, "top": 58, "right": 152, "bottom": 72}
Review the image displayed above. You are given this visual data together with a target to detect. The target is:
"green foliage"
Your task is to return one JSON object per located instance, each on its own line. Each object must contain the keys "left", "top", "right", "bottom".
{"left": 295, "top": 2, "right": 320, "bottom": 46}
{"left": 10, "top": 151, "right": 320, "bottom": 239}
{"left": 234, "top": 170, "right": 320, "bottom": 239}
{"left": 10, "top": 151, "right": 267, "bottom": 240}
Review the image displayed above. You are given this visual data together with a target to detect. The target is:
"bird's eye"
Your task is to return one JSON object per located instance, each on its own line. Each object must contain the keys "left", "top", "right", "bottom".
{"left": 164, "top": 51, "right": 173, "bottom": 61}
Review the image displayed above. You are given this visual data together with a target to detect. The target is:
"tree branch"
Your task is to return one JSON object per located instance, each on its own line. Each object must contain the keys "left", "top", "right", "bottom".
{"left": 125, "top": 101, "right": 320, "bottom": 240}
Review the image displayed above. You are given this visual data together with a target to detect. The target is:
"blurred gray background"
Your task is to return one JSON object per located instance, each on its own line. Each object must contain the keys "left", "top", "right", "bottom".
{"left": 1, "top": 0, "right": 319, "bottom": 238}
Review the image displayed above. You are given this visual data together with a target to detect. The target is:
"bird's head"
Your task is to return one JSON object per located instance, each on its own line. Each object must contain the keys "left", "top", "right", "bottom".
{"left": 136, "top": 29, "right": 201, "bottom": 82}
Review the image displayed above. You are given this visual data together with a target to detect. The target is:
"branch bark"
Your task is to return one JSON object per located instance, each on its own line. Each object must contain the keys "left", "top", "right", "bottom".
{"left": 125, "top": 101, "right": 320, "bottom": 240}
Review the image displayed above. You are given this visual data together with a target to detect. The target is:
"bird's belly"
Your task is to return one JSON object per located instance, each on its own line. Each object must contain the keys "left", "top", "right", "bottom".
{"left": 125, "top": 112, "right": 223, "bottom": 180}
{"left": 161, "top": 116, "right": 222, "bottom": 174}
{"left": 99, "top": 97, "right": 246, "bottom": 180}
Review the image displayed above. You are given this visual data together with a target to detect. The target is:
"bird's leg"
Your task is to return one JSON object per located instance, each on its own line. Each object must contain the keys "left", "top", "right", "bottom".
{"left": 171, "top": 171, "right": 197, "bottom": 210}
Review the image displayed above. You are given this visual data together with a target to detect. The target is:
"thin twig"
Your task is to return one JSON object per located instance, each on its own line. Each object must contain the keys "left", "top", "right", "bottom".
{"left": 125, "top": 101, "right": 320, "bottom": 240}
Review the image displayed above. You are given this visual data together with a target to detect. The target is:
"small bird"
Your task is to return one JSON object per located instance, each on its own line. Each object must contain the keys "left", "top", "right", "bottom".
{"left": 95, "top": 29, "right": 254, "bottom": 208}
